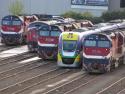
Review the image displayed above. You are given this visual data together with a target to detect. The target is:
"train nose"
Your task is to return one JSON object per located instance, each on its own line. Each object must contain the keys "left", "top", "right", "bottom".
{"left": 93, "top": 63, "right": 99, "bottom": 69}
{"left": 46, "top": 51, "right": 53, "bottom": 56}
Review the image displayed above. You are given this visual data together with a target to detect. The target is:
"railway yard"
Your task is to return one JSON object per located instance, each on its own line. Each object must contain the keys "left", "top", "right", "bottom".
{"left": 0, "top": 43, "right": 124, "bottom": 94}
{"left": 0, "top": 0, "right": 124, "bottom": 93}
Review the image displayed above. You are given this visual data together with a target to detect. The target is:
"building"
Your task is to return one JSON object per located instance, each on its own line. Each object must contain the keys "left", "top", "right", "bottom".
{"left": 0, "top": 0, "right": 108, "bottom": 19}
{"left": 109, "top": 0, "right": 125, "bottom": 11}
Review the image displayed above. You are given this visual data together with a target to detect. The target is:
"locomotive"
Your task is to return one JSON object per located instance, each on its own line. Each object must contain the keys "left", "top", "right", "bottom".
{"left": 1, "top": 15, "right": 38, "bottom": 45}
{"left": 75, "top": 20, "right": 93, "bottom": 28}
{"left": 27, "top": 21, "right": 45, "bottom": 52}
{"left": 82, "top": 29, "right": 125, "bottom": 73}
{"left": 37, "top": 21, "right": 61, "bottom": 60}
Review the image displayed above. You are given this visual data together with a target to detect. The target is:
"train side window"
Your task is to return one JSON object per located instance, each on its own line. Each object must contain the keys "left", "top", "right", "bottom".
{"left": 39, "top": 25, "right": 50, "bottom": 36}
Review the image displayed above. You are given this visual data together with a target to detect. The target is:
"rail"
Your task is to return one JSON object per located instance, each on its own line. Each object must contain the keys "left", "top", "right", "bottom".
{"left": 96, "top": 77, "right": 125, "bottom": 94}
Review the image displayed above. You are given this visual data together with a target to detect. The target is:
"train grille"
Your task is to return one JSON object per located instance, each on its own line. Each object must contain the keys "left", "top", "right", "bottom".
{"left": 62, "top": 58, "right": 75, "bottom": 64}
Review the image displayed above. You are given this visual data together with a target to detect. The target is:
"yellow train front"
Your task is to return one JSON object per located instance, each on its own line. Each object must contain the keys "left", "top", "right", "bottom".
{"left": 57, "top": 32, "right": 82, "bottom": 67}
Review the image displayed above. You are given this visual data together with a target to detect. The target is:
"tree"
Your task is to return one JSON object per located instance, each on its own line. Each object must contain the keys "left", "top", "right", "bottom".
{"left": 9, "top": 0, "right": 24, "bottom": 15}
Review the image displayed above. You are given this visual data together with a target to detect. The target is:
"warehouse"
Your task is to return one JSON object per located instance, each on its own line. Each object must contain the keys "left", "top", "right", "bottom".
{"left": 0, "top": 0, "right": 108, "bottom": 19}
{"left": 109, "top": 0, "right": 125, "bottom": 11}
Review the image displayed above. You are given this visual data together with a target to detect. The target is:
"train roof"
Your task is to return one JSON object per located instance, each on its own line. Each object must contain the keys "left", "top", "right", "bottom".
{"left": 109, "top": 19, "right": 125, "bottom": 23}
{"left": 61, "top": 31, "right": 80, "bottom": 35}
{"left": 2, "top": 15, "right": 23, "bottom": 21}
{"left": 72, "top": 27, "right": 89, "bottom": 33}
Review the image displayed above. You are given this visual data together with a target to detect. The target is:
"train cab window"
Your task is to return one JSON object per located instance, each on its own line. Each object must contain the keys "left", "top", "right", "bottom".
{"left": 39, "top": 25, "right": 50, "bottom": 36}
{"left": 51, "top": 26, "right": 61, "bottom": 37}
{"left": 98, "top": 41, "right": 110, "bottom": 48}
{"left": 51, "top": 31, "right": 61, "bottom": 37}
{"left": 12, "top": 21, "right": 22, "bottom": 25}
{"left": 63, "top": 40, "right": 77, "bottom": 51}
{"left": 2, "top": 20, "right": 11, "bottom": 25}
{"left": 39, "top": 30, "right": 49, "bottom": 36}
{"left": 84, "top": 40, "right": 96, "bottom": 47}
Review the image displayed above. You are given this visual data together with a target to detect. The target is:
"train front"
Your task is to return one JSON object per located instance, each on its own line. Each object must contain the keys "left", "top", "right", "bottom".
{"left": 1, "top": 15, "right": 23, "bottom": 45}
{"left": 37, "top": 25, "right": 61, "bottom": 60}
{"left": 27, "top": 21, "right": 44, "bottom": 52}
{"left": 57, "top": 32, "right": 82, "bottom": 67}
{"left": 82, "top": 34, "right": 112, "bottom": 73}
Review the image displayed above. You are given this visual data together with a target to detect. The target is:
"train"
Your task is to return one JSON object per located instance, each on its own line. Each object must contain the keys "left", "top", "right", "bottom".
{"left": 57, "top": 27, "right": 89, "bottom": 67}
{"left": 57, "top": 22, "right": 125, "bottom": 73}
{"left": 1, "top": 15, "right": 38, "bottom": 45}
{"left": 27, "top": 21, "right": 46, "bottom": 52}
{"left": 75, "top": 20, "right": 93, "bottom": 28}
{"left": 37, "top": 21, "right": 75, "bottom": 60}
{"left": 57, "top": 32, "right": 83, "bottom": 67}
{"left": 82, "top": 30, "right": 125, "bottom": 73}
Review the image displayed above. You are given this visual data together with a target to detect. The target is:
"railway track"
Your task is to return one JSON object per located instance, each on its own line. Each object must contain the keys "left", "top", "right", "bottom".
{"left": 0, "top": 57, "right": 41, "bottom": 77}
{"left": 15, "top": 69, "right": 82, "bottom": 94}
{"left": 0, "top": 60, "right": 56, "bottom": 90}
{"left": 96, "top": 76, "right": 125, "bottom": 94}
{"left": 0, "top": 58, "right": 42, "bottom": 81}
{"left": 0, "top": 48, "right": 124, "bottom": 94}
{"left": 0, "top": 45, "right": 22, "bottom": 52}
{"left": 0, "top": 53, "right": 105, "bottom": 94}
{"left": 117, "top": 89, "right": 125, "bottom": 94}
{"left": 0, "top": 68, "right": 80, "bottom": 94}
{"left": 0, "top": 52, "right": 36, "bottom": 66}
{"left": 0, "top": 45, "right": 14, "bottom": 52}
{"left": 43, "top": 74, "right": 98, "bottom": 94}
{"left": 9, "top": 71, "right": 98, "bottom": 94}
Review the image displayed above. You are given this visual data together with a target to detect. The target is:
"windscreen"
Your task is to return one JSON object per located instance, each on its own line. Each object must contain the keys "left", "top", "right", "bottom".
{"left": 39, "top": 25, "right": 50, "bottom": 36}
{"left": 84, "top": 40, "right": 110, "bottom": 48}
{"left": 2, "top": 20, "right": 11, "bottom": 25}
{"left": 63, "top": 40, "right": 77, "bottom": 51}
{"left": 84, "top": 40, "right": 96, "bottom": 47}
{"left": 2, "top": 16, "right": 21, "bottom": 26}
{"left": 98, "top": 41, "right": 110, "bottom": 48}
{"left": 12, "top": 20, "right": 21, "bottom": 25}
{"left": 51, "top": 26, "right": 61, "bottom": 37}
{"left": 84, "top": 34, "right": 111, "bottom": 48}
